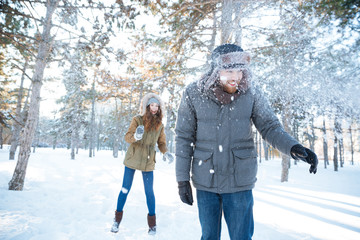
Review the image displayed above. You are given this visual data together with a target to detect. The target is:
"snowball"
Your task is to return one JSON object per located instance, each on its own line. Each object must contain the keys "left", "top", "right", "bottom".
{"left": 209, "top": 169, "right": 215, "bottom": 174}
{"left": 220, "top": 76, "right": 228, "bottom": 81}
{"left": 121, "top": 187, "right": 128, "bottom": 194}
{"left": 198, "top": 160, "right": 203, "bottom": 166}
{"left": 219, "top": 145, "right": 223, "bottom": 152}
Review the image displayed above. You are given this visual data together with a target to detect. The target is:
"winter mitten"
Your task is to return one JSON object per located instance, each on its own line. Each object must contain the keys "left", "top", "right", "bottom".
{"left": 163, "top": 152, "right": 174, "bottom": 164}
{"left": 290, "top": 144, "right": 318, "bottom": 174}
{"left": 178, "top": 181, "right": 193, "bottom": 206}
{"left": 134, "top": 125, "right": 144, "bottom": 141}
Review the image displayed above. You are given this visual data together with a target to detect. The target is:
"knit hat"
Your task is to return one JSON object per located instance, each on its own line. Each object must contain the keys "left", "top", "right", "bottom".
{"left": 198, "top": 44, "right": 252, "bottom": 92}
{"left": 147, "top": 97, "right": 160, "bottom": 106}
{"left": 210, "top": 44, "right": 245, "bottom": 68}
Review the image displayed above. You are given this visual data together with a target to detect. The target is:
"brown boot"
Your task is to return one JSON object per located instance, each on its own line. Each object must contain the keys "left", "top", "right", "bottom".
{"left": 111, "top": 211, "right": 123, "bottom": 233}
{"left": 147, "top": 214, "right": 156, "bottom": 235}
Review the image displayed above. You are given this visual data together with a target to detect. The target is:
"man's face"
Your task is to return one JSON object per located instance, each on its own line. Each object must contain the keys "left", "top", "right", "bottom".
{"left": 219, "top": 69, "right": 243, "bottom": 94}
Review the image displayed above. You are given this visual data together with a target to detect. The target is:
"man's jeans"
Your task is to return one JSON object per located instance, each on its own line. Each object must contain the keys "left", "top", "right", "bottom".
{"left": 196, "top": 189, "right": 254, "bottom": 240}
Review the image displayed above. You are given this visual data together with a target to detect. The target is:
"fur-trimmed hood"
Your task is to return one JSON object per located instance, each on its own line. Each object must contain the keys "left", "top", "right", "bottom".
{"left": 197, "top": 50, "right": 252, "bottom": 92}
{"left": 139, "top": 93, "right": 165, "bottom": 116}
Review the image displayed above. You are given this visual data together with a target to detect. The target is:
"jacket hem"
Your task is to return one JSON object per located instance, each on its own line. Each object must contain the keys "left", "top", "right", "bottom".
{"left": 123, "top": 163, "right": 155, "bottom": 172}
{"left": 192, "top": 182, "right": 255, "bottom": 194}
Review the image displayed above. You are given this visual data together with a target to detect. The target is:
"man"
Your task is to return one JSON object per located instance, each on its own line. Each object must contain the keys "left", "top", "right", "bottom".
{"left": 175, "top": 44, "right": 318, "bottom": 240}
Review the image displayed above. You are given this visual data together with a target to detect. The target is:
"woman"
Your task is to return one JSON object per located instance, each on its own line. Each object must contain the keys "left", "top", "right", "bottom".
{"left": 111, "top": 92, "right": 173, "bottom": 235}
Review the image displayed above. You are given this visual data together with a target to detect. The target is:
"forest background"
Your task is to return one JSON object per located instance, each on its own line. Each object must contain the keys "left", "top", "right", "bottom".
{"left": 0, "top": 0, "right": 359, "bottom": 191}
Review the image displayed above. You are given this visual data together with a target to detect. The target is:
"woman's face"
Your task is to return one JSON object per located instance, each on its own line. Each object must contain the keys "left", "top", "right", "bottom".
{"left": 149, "top": 103, "right": 159, "bottom": 115}
{"left": 219, "top": 69, "right": 243, "bottom": 94}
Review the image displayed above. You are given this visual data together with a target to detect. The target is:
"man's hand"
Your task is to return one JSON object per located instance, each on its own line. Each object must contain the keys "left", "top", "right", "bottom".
{"left": 291, "top": 144, "right": 318, "bottom": 174}
{"left": 178, "top": 181, "right": 193, "bottom": 205}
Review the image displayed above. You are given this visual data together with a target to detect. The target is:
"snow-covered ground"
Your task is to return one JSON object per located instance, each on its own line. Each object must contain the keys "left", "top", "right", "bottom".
{"left": 1, "top": 146, "right": 359, "bottom": 240}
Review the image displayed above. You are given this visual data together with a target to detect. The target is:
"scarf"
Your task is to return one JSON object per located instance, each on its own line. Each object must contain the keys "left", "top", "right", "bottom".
{"left": 211, "top": 85, "right": 242, "bottom": 105}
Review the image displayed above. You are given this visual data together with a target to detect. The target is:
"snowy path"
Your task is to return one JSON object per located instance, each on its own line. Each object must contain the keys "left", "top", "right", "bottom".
{"left": 1, "top": 147, "right": 360, "bottom": 239}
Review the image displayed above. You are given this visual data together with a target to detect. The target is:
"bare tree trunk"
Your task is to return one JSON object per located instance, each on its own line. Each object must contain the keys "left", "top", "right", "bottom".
{"left": 8, "top": 0, "right": 59, "bottom": 191}
{"left": 89, "top": 78, "right": 96, "bottom": 157}
{"left": 71, "top": 126, "right": 76, "bottom": 160}
{"left": 281, "top": 107, "right": 291, "bottom": 182}
{"left": 9, "top": 59, "right": 28, "bottom": 160}
{"left": 309, "top": 117, "right": 315, "bottom": 151}
{"left": 97, "top": 119, "right": 102, "bottom": 151}
{"left": 113, "top": 137, "right": 119, "bottom": 158}
{"left": 206, "top": 9, "right": 217, "bottom": 65}
{"left": 165, "top": 105, "right": 176, "bottom": 153}
{"left": 335, "top": 116, "right": 344, "bottom": 168}
{"left": 138, "top": 83, "right": 144, "bottom": 109}
{"left": 322, "top": 118, "right": 329, "bottom": 168}
{"left": 220, "top": 0, "right": 233, "bottom": 44}
{"left": 263, "top": 141, "right": 269, "bottom": 160}
{"left": 234, "top": 1, "right": 242, "bottom": 46}
{"left": 32, "top": 121, "right": 40, "bottom": 153}
{"left": 52, "top": 134, "right": 57, "bottom": 150}
{"left": 333, "top": 116, "right": 341, "bottom": 172}
{"left": 339, "top": 138, "right": 344, "bottom": 167}
{"left": 333, "top": 136, "right": 338, "bottom": 171}
{"left": 255, "top": 131, "right": 259, "bottom": 163}
{"left": 349, "top": 125, "right": 354, "bottom": 165}
{"left": 258, "top": 132, "right": 262, "bottom": 163}
{"left": 113, "top": 99, "right": 120, "bottom": 158}
{"left": 75, "top": 129, "right": 79, "bottom": 154}
{"left": 0, "top": 126, "right": 3, "bottom": 149}
{"left": 292, "top": 120, "right": 299, "bottom": 165}
{"left": 71, "top": 104, "right": 78, "bottom": 160}
{"left": 70, "top": 122, "right": 80, "bottom": 159}
{"left": 66, "top": 131, "right": 71, "bottom": 149}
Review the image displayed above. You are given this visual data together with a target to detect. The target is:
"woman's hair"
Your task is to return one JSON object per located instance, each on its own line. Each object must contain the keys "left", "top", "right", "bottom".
{"left": 143, "top": 105, "right": 163, "bottom": 131}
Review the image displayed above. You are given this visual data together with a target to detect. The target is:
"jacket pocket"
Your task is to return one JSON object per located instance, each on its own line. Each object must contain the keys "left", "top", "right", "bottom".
{"left": 191, "top": 148, "right": 214, "bottom": 188}
{"left": 146, "top": 153, "right": 156, "bottom": 171}
{"left": 149, "top": 148, "right": 156, "bottom": 163}
{"left": 232, "top": 147, "right": 257, "bottom": 186}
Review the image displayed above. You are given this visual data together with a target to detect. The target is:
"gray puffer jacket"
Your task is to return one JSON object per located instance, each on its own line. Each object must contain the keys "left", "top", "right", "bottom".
{"left": 175, "top": 81, "right": 299, "bottom": 194}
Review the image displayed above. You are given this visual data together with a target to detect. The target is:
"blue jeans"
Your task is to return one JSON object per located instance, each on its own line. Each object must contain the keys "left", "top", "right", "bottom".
{"left": 116, "top": 166, "right": 155, "bottom": 216}
{"left": 196, "top": 189, "right": 254, "bottom": 240}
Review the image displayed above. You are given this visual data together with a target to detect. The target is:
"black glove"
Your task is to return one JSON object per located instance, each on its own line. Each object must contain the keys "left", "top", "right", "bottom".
{"left": 290, "top": 144, "right": 318, "bottom": 174}
{"left": 178, "top": 181, "right": 193, "bottom": 206}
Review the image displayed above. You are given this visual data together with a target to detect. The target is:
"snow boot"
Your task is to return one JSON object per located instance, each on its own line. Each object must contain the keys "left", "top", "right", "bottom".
{"left": 111, "top": 210, "right": 123, "bottom": 233}
{"left": 147, "top": 214, "right": 156, "bottom": 235}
